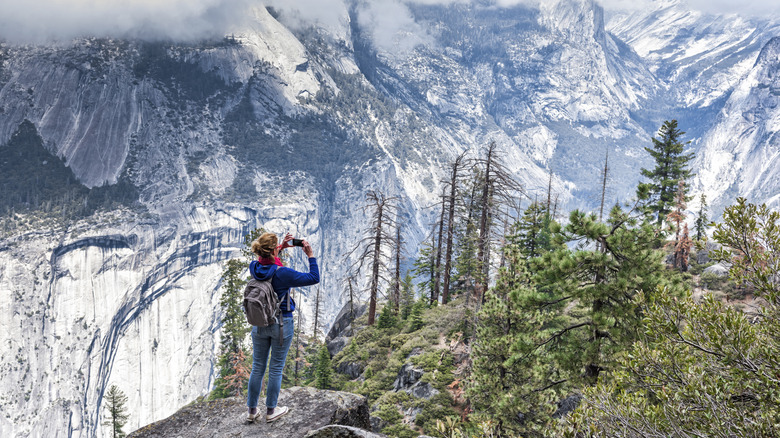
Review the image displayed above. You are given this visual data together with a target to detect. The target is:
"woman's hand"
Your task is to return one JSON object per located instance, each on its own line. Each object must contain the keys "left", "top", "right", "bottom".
{"left": 302, "top": 240, "right": 314, "bottom": 258}
{"left": 279, "top": 233, "right": 294, "bottom": 249}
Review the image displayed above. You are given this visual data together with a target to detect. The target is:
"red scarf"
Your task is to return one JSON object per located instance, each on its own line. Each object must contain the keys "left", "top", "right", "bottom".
{"left": 258, "top": 256, "right": 283, "bottom": 266}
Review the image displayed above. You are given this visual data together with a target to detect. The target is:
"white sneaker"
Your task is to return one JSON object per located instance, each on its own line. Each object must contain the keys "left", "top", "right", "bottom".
{"left": 266, "top": 406, "right": 289, "bottom": 423}
{"left": 245, "top": 411, "right": 260, "bottom": 423}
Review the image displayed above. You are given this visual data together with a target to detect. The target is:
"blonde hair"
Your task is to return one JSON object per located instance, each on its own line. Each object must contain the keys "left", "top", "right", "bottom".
{"left": 251, "top": 232, "right": 278, "bottom": 258}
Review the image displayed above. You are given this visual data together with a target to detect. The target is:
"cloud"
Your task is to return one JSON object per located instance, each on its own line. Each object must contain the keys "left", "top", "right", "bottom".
{"left": 2, "top": 0, "right": 777, "bottom": 46}
{"left": 368, "top": 1, "right": 432, "bottom": 52}
{"left": 684, "top": 0, "right": 780, "bottom": 16}
{"left": 263, "top": 0, "right": 347, "bottom": 32}
{"left": 0, "top": 0, "right": 255, "bottom": 44}
{"left": 597, "top": 0, "right": 780, "bottom": 16}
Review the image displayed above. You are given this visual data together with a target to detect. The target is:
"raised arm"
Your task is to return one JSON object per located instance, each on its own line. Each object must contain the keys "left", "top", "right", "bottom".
{"left": 275, "top": 240, "right": 320, "bottom": 287}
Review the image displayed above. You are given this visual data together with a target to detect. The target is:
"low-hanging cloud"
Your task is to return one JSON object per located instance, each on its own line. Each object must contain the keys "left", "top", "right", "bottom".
{"left": 263, "top": 0, "right": 347, "bottom": 32}
{"left": 597, "top": 0, "right": 780, "bottom": 16}
{"left": 0, "top": 0, "right": 255, "bottom": 44}
{"left": 1, "top": 0, "right": 778, "bottom": 46}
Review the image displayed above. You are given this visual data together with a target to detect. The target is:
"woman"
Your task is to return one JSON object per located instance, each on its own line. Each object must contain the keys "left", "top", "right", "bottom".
{"left": 246, "top": 232, "right": 320, "bottom": 423}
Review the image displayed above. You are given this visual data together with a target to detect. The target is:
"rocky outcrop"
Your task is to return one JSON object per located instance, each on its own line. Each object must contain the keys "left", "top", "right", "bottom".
{"left": 703, "top": 263, "right": 730, "bottom": 277}
{"left": 393, "top": 364, "right": 424, "bottom": 391}
{"left": 304, "top": 425, "right": 387, "bottom": 437}
{"left": 326, "top": 303, "right": 368, "bottom": 357}
{"left": 552, "top": 394, "right": 582, "bottom": 419}
{"left": 128, "top": 387, "right": 372, "bottom": 438}
{"left": 695, "top": 241, "right": 722, "bottom": 265}
{"left": 393, "top": 364, "right": 439, "bottom": 400}
{"left": 337, "top": 361, "right": 365, "bottom": 380}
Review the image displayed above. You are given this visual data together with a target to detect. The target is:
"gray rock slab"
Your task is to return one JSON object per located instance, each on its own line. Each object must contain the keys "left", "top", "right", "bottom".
{"left": 704, "top": 263, "right": 730, "bottom": 277}
{"left": 305, "top": 425, "right": 388, "bottom": 437}
{"left": 128, "top": 387, "right": 371, "bottom": 438}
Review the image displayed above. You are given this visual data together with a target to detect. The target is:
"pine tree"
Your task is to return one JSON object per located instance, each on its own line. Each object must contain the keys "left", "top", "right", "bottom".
{"left": 468, "top": 246, "right": 548, "bottom": 436}
{"left": 314, "top": 345, "right": 332, "bottom": 389}
{"left": 312, "top": 286, "right": 323, "bottom": 340}
{"left": 694, "top": 193, "right": 709, "bottom": 241}
{"left": 219, "top": 259, "right": 249, "bottom": 355}
{"left": 103, "top": 385, "right": 129, "bottom": 438}
{"left": 412, "top": 227, "right": 437, "bottom": 302}
{"left": 376, "top": 303, "right": 398, "bottom": 329}
{"left": 408, "top": 298, "right": 426, "bottom": 331}
{"left": 505, "top": 201, "right": 686, "bottom": 429}
{"left": 211, "top": 257, "right": 251, "bottom": 399}
{"left": 400, "top": 272, "right": 415, "bottom": 320}
{"left": 566, "top": 198, "right": 780, "bottom": 437}
{"left": 638, "top": 120, "right": 694, "bottom": 226}
{"left": 512, "top": 201, "right": 555, "bottom": 260}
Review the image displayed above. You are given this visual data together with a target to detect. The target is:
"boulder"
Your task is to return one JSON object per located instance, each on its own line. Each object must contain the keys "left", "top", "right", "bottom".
{"left": 696, "top": 241, "right": 722, "bottom": 265}
{"left": 393, "top": 364, "right": 424, "bottom": 391}
{"left": 408, "top": 382, "right": 439, "bottom": 400}
{"left": 327, "top": 336, "right": 350, "bottom": 357}
{"left": 703, "top": 263, "right": 730, "bottom": 277}
{"left": 304, "top": 425, "right": 388, "bottom": 437}
{"left": 403, "top": 406, "right": 423, "bottom": 424}
{"left": 337, "top": 361, "right": 365, "bottom": 379}
{"left": 392, "top": 363, "right": 439, "bottom": 400}
{"left": 128, "top": 387, "right": 371, "bottom": 438}
{"left": 407, "top": 347, "right": 423, "bottom": 358}
{"left": 369, "top": 415, "right": 386, "bottom": 433}
{"left": 552, "top": 394, "right": 582, "bottom": 419}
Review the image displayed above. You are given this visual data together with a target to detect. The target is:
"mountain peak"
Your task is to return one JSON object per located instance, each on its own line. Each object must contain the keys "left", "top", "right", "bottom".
{"left": 757, "top": 36, "right": 780, "bottom": 64}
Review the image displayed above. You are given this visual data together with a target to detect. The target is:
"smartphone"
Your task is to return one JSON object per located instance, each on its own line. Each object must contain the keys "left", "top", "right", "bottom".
{"left": 292, "top": 238, "right": 304, "bottom": 247}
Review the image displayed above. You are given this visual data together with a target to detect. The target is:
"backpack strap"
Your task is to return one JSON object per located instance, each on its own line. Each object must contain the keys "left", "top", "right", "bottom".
{"left": 271, "top": 268, "right": 286, "bottom": 347}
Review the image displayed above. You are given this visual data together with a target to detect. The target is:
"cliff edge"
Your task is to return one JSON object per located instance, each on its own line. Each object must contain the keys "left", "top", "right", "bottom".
{"left": 128, "top": 386, "right": 383, "bottom": 438}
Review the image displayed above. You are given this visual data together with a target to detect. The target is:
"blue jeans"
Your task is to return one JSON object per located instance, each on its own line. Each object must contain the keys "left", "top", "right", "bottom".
{"left": 247, "top": 316, "right": 294, "bottom": 409}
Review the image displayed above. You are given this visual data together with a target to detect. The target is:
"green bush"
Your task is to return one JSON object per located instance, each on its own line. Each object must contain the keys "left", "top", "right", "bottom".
{"left": 381, "top": 424, "right": 419, "bottom": 438}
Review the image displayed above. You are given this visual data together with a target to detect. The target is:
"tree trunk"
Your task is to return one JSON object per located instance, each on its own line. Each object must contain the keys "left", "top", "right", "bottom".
{"left": 294, "top": 292, "right": 301, "bottom": 384}
{"left": 432, "top": 186, "right": 446, "bottom": 305}
{"left": 477, "top": 142, "right": 495, "bottom": 299}
{"left": 368, "top": 200, "right": 384, "bottom": 326}
{"left": 599, "top": 149, "right": 609, "bottom": 223}
{"left": 313, "top": 287, "right": 321, "bottom": 339}
{"left": 347, "top": 276, "right": 355, "bottom": 336}
{"left": 394, "top": 221, "right": 402, "bottom": 312}
{"left": 441, "top": 155, "right": 462, "bottom": 304}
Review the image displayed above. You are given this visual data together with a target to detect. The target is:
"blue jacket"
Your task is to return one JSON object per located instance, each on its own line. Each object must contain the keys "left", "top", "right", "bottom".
{"left": 249, "top": 258, "right": 320, "bottom": 317}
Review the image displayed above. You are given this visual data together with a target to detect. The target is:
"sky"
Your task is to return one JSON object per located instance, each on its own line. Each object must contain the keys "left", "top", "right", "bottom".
{"left": 0, "top": 0, "right": 779, "bottom": 44}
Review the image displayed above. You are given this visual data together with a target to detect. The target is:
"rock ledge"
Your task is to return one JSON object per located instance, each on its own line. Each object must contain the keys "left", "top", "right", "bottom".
{"left": 129, "top": 387, "right": 373, "bottom": 438}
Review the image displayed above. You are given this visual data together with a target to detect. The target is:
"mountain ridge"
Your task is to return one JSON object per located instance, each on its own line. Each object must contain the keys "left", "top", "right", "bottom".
{"left": 2, "top": 1, "right": 780, "bottom": 436}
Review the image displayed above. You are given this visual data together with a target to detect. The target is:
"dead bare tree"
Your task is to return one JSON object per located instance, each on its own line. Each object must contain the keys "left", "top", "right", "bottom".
{"left": 312, "top": 286, "right": 323, "bottom": 340}
{"left": 441, "top": 152, "right": 467, "bottom": 304}
{"left": 393, "top": 219, "right": 403, "bottom": 313}
{"left": 293, "top": 289, "right": 303, "bottom": 385}
{"left": 599, "top": 148, "right": 609, "bottom": 223}
{"left": 432, "top": 186, "right": 446, "bottom": 305}
{"left": 347, "top": 190, "right": 398, "bottom": 325}
{"left": 473, "top": 141, "right": 525, "bottom": 301}
{"left": 346, "top": 275, "right": 356, "bottom": 335}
